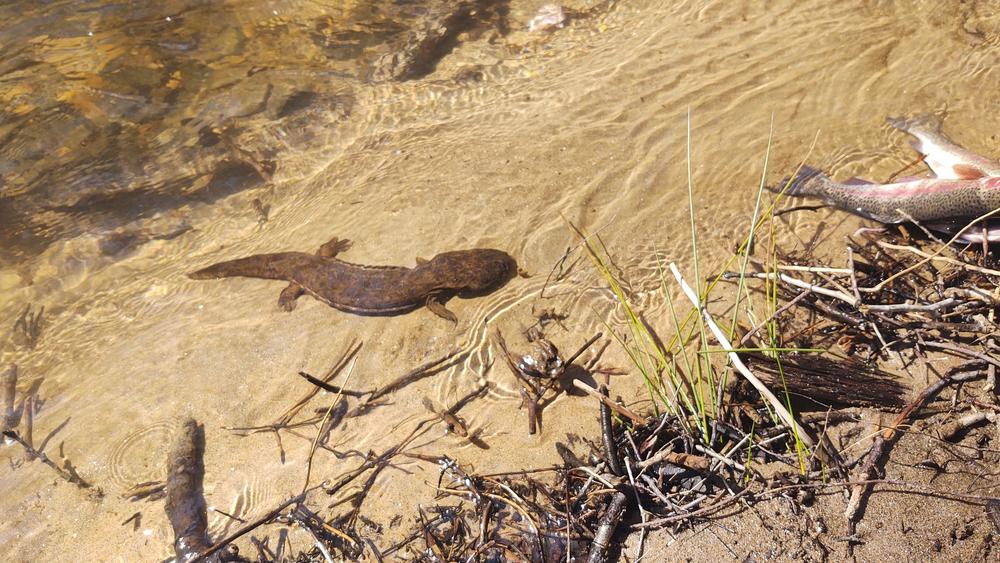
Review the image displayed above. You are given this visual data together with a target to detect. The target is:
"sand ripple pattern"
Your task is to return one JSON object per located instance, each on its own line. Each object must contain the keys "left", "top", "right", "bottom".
{"left": 107, "top": 420, "right": 174, "bottom": 490}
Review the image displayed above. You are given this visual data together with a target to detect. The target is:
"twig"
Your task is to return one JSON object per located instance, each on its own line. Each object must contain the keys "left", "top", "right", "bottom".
{"left": 2, "top": 430, "right": 91, "bottom": 488}
{"left": 572, "top": 380, "right": 648, "bottom": 424}
{"left": 922, "top": 341, "right": 1000, "bottom": 371}
{"left": 636, "top": 449, "right": 710, "bottom": 471}
{"left": 863, "top": 298, "right": 959, "bottom": 313}
{"left": 738, "top": 289, "right": 813, "bottom": 347}
{"left": 864, "top": 207, "right": 1000, "bottom": 292}
{"left": 296, "top": 372, "right": 366, "bottom": 398}
{"left": 22, "top": 395, "right": 34, "bottom": 461}
{"left": 565, "top": 333, "right": 602, "bottom": 367}
{"left": 365, "top": 348, "right": 463, "bottom": 403}
{"left": 193, "top": 491, "right": 310, "bottom": 562}
{"left": 735, "top": 271, "right": 858, "bottom": 307}
{"left": 586, "top": 491, "right": 628, "bottom": 563}
{"left": 632, "top": 488, "right": 751, "bottom": 529}
{"left": 876, "top": 241, "right": 1000, "bottom": 277}
{"left": 599, "top": 385, "right": 624, "bottom": 476}
{"left": 777, "top": 264, "right": 853, "bottom": 274}
{"left": 282, "top": 341, "right": 361, "bottom": 424}
{"left": 302, "top": 356, "right": 359, "bottom": 494}
{"left": 844, "top": 371, "right": 983, "bottom": 525}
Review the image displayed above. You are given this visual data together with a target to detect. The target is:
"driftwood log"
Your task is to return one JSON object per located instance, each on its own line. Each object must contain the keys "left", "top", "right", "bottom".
{"left": 165, "top": 418, "right": 213, "bottom": 562}
{"left": 2, "top": 363, "right": 18, "bottom": 432}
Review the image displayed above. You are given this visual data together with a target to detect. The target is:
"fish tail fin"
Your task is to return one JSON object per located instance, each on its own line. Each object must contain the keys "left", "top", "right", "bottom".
{"left": 188, "top": 252, "right": 305, "bottom": 281}
{"left": 773, "top": 165, "right": 831, "bottom": 197}
{"left": 886, "top": 113, "right": 943, "bottom": 135}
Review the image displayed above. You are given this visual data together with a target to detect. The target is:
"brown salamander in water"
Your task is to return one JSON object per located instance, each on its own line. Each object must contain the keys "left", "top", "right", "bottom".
{"left": 188, "top": 237, "right": 517, "bottom": 322}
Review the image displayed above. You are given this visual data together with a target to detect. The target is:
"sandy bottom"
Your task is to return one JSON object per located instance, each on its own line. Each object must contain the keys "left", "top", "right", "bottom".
{"left": 3, "top": 0, "right": 1000, "bottom": 560}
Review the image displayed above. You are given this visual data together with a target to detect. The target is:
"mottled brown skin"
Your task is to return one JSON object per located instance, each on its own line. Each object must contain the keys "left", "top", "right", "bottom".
{"left": 188, "top": 237, "right": 517, "bottom": 322}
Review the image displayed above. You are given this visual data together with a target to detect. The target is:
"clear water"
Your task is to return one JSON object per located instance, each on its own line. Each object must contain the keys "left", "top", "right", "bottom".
{"left": 2, "top": 0, "right": 1000, "bottom": 559}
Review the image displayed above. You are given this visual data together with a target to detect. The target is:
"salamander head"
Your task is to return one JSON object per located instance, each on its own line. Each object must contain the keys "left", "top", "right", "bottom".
{"left": 429, "top": 249, "right": 518, "bottom": 295}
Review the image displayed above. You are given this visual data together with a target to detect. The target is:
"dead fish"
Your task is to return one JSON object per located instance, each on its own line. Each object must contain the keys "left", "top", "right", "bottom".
{"left": 779, "top": 114, "right": 1000, "bottom": 242}
{"left": 886, "top": 114, "right": 1000, "bottom": 180}
{"left": 779, "top": 165, "right": 1000, "bottom": 224}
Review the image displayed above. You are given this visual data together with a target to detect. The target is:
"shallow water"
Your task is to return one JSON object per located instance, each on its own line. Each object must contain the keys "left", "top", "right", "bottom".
{"left": 3, "top": 0, "right": 1000, "bottom": 560}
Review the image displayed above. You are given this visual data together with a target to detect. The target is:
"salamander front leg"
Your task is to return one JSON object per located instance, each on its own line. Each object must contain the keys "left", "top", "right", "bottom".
{"left": 277, "top": 283, "right": 305, "bottom": 311}
{"left": 426, "top": 296, "right": 458, "bottom": 324}
{"left": 317, "top": 237, "right": 352, "bottom": 259}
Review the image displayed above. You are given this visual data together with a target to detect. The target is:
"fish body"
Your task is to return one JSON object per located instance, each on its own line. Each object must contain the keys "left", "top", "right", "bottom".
{"left": 780, "top": 166, "right": 1000, "bottom": 223}
{"left": 189, "top": 238, "right": 517, "bottom": 321}
{"left": 886, "top": 114, "right": 1000, "bottom": 180}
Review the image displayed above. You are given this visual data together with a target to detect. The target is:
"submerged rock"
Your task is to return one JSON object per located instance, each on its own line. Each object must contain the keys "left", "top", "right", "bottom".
{"left": 527, "top": 4, "right": 566, "bottom": 32}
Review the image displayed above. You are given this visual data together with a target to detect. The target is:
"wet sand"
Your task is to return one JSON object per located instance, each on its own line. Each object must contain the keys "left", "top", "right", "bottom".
{"left": 3, "top": 0, "right": 1000, "bottom": 560}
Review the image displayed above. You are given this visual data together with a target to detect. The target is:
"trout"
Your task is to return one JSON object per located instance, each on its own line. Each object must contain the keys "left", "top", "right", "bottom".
{"left": 777, "top": 114, "right": 1000, "bottom": 241}
{"left": 779, "top": 166, "right": 1000, "bottom": 224}
{"left": 886, "top": 114, "right": 1000, "bottom": 179}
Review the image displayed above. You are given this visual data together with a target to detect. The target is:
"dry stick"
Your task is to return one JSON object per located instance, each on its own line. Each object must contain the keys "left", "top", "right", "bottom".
{"left": 670, "top": 263, "right": 816, "bottom": 450}
{"left": 738, "top": 289, "right": 813, "bottom": 347}
{"left": 2, "top": 430, "right": 90, "bottom": 488}
{"left": 599, "top": 385, "right": 624, "bottom": 476}
{"left": 846, "top": 246, "right": 862, "bottom": 304}
{"left": 863, "top": 298, "right": 959, "bottom": 313}
{"left": 865, "top": 207, "right": 1000, "bottom": 293}
{"left": 192, "top": 492, "right": 311, "bottom": 563}
{"left": 624, "top": 459, "right": 648, "bottom": 560}
{"left": 777, "top": 264, "right": 853, "bottom": 274}
{"left": 737, "top": 271, "right": 858, "bottom": 307}
{"left": 226, "top": 341, "right": 361, "bottom": 437}
{"left": 565, "top": 333, "right": 603, "bottom": 367}
{"left": 291, "top": 511, "right": 335, "bottom": 563}
{"left": 519, "top": 388, "right": 538, "bottom": 435}
{"left": 494, "top": 331, "right": 566, "bottom": 435}
{"left": 365, "top": 348, "right": 463, "bottom": 404}
{"left": 586, "top": 490, "right": 628, "bottom": 563}
{"left": 939, "top": 412, "right": 992, "bottom": 441}
{"left": 635, "top": 448, "right": 710, "bottom": 471}
{"left": 921, "top": 341, "right": 1000, "bottom": 371}
{"left": 844, "top": 371, "right": 983, "bottom": 524}
{"left": 302, "top": 356, "right": 359, "bottom": 495}
{"left": 572, "top": 380, "right": 647, "bottom": 424}
{"left": 22, "top": 395, "right": 34, "bottom": 461}
{"left": 296, "top": 372, "right": 366, "bottom": 398}
{"left": 282, "top": 340, "right": 361, "bottom": 425}
{"left": 877, "top": 241, "right": 1000, "bottom": 277}
{"left": 632, "top": 487, "right": 752, "bottom": 529}
{"left": 325, "top": 420, "right": 430, "bottom": 500}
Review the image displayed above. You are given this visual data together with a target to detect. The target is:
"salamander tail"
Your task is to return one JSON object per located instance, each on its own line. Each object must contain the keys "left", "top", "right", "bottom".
{"left": 188, "top": 253, "right": 306, "bottom": 281}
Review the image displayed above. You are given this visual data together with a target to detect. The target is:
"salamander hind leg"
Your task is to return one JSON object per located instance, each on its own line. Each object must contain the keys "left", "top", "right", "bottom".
{"left": 317, "top": 237, "right": 352, "bottom": 259}
{"left": 278, "top": 283, "right": 305, "bottom": 311}
{"left": 426, "top": 296, "right": 458, "bottom": 324}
